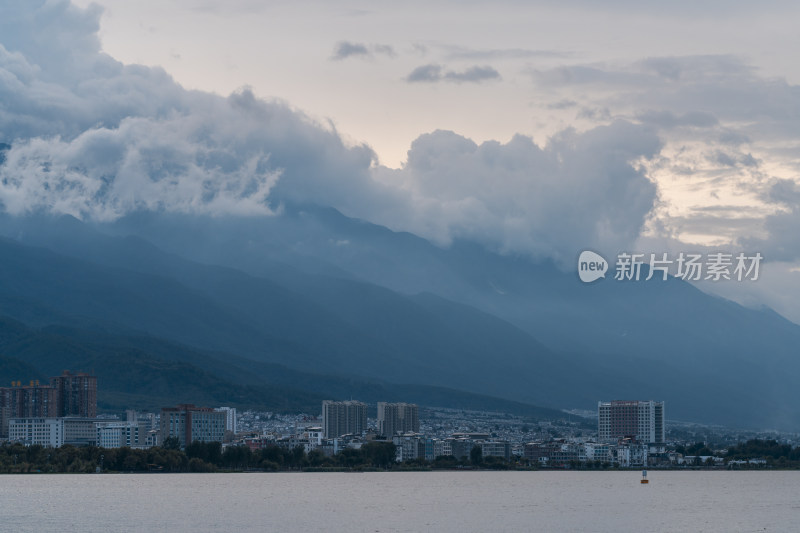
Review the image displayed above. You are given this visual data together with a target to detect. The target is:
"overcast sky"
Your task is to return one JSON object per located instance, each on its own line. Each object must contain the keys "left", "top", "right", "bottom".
{"left": 3, "top": 0, "right": 800, "bottom": 323}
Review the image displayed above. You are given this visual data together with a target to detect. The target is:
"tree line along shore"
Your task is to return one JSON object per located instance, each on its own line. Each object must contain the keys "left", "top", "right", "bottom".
{"left": 1, "top": 439, "right": 797, "bottom": 473}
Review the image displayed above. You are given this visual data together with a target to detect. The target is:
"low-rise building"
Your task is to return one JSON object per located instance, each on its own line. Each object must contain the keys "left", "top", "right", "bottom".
{"left": 481, "top": 441, "right": 511, "bottom": 461}
{"left": 96, "top": 421, "right": 150, "bottom": 449}
{"left": 8, "top": 417, "right": 62, "bottom": 447}
{"left": 8, "top": 417, "right": 99, "bottom": 447}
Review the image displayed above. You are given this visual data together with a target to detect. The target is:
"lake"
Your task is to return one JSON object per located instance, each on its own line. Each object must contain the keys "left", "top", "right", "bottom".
{"left": 1, "top": 471, "right": 798, "bottom": 532}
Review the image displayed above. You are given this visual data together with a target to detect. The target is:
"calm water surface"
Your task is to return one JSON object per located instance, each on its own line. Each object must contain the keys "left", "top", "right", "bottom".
{"left": 1, "top": 471, "right": 798, "bottom": 532}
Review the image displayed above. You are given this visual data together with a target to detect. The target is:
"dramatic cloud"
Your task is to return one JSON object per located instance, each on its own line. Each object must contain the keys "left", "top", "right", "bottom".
{"left": 370, "top": 123, "right": 661, "bottom": 264}
{"left": 0, "top": 1, "right": 661, "bottom": 266}
{"left": 406, "top": 64, "right": 500, "bottom": 84}
{"left": 330, "top": 41, "right": 395, "bottom": 61}
{"left": 533, "top": 55, "right": 800, "bottom": 255}
{"left": 0, "top": 2, "right": 383, "bottom": 220}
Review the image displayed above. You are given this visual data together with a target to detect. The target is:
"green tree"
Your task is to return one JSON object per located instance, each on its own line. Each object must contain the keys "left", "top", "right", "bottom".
{"left": 307, "top": 449, "right": 329, "bottom": 467}
{"left": 337, "top": 447, "right": 363, "bottom": 468}
{"left": 361, "top": 442, "right": 397, "bottom": 468}
{"left": 470, "top": 445, "right": 483, "bottom": 466}
{"left": 162, "top": 436, "right": 181, "bottom": 450}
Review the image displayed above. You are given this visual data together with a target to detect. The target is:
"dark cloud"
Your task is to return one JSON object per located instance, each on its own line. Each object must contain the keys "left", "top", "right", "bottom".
{"left": 331, "top": 41, "right": 370, "bottom": 60}
{"left": 668, "top": 212, "right": 767, "bottom": 242}
{"left": 765, "top": 178, "right": 800, "bottom": 206}
{"left": 546, "top": 99, "right": 578, "bottom": 110}
{"left": 444, "top": 66, "right": 500, "bottom": 83}
{"left": 406, "top": 64, "right": 443, "bottom": 82}
{"left": 407, "top": 64, "right": 500, "bottom": 84}
{"left": 576, "top": 107, "right": 612, "bottom": 121}
{"left": 704, "top": 149, "right": 758, "bottom": 169}
{"left": 727, "top": 179, "right": 800, "bottom": 262}
{"left": 372, "top": 44, "right": 396, "bottom": 57}
{"left": 330, "top": 41, "right": 395, "bottom": 61}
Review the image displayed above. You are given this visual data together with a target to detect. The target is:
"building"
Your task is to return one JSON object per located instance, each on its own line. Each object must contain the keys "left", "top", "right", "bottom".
{"left": 160, "top": 404, "right": 227, "bottom": 448}
{"left": 0, "top": 382, "right": 58, "bottom": 438}
{"left": 62, "top": 418, "right": 99, "bottom": 446}
{"left": 96, "top": 421, "right": 150, "bottom": 448}
{"left": 377, "top": 402, "right": 419, "bottom": 437}
{"left": 598, "top": 400, "right": 665, "bottom": 444}
{"left": 434, "top": 439, "right": 452, "bottom": 458}
{"left": 321, "top": 400, "right": 367, "bottom": 438}
{"left": 449, "top": 438, "right": 475, "bottom": 461}
{"left": 524, "top": 442, "right": 559, "bottom": 465}
{"left": 8, "top": 417, "right": 62, "bottom": 447}
{"left": 1, "top": 371, "right": 97, "bottom": 437}
{"left": 392, "top": 433, "right": 426, "bottom": 462}
{"left": 616, "top": 439, "right": 649, "bottom": 467}
{"left": 8, "top": 417, "right": 98, "bottom": 447}
{"left": 215, "top": 407, "right": 238, "bottom": 434}
{"left": 584, "top": 442, "right": 614, "bottom": 463}
{"left": 50, "top": 371, "right": 97, "bottom": 418}
{"left": 481, "top": 441, "right": 512, "bottom": 461}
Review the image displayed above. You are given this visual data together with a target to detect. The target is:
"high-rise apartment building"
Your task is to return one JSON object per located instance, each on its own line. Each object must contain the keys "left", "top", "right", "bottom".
{"left": 377, "top": 402, "right": 419, "bottom": 437}
{"left": 321, "top": 400, "right": 367, "bottom": 438}
{"left": 50, "top": 371, "right": 97, "bottom": 418}
{"left": 160, "top": 404, "right": 227, "bottom": 447}
{"left": 0, "top": 382, "right": 58, "bottom": 438}
{"left": 598, "top": 400, "right": 665, "bottom": 444}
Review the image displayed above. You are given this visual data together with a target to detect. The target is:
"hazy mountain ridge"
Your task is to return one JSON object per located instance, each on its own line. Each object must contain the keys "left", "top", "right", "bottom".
{"left": 0, "top": 315, "right": 566, "bottom": 418}
{"left": 0, "top": 210, "right": 798, "bottom": 429}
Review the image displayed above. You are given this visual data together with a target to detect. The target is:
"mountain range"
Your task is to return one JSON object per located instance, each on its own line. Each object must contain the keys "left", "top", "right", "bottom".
{"left": 0, "top": 206, "right": 797, "bottom": 429}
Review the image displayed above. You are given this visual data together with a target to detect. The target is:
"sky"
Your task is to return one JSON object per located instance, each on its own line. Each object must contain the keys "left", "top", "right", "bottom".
{"left": 2, "top": 0, "right": 800, "bottom": 323}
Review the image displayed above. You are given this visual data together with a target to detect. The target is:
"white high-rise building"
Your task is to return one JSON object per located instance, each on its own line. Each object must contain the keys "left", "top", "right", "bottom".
{"left": 598, "top": 400, "right": 665, "bottom": 444}
{"left": 215, "top": 407, "right": 237, "bottom": 434}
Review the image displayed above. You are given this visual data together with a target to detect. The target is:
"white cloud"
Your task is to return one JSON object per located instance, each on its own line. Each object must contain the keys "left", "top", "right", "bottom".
{"left": 0, "top": 3, "right": 383, "bottom": 221}
{"left": 0, "top": 112, "right": 281, "bottom": 220}
{"left": 369, "top": 123, "right": 660, "bottom": 264}
{"left": 15, "top": 0, "right": 800, "bottom": 287}
{"left": 0, "top": 1, "right": 662, "bottom": 268}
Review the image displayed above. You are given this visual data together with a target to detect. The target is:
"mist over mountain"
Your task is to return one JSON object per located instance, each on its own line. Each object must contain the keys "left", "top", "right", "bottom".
{"left": 1, "top": 211, "right": 798, "bottom": 429}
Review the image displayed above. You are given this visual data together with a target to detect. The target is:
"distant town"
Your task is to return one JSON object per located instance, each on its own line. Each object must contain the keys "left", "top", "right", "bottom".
{"left": 1, "top": 371, "right": 799, "bottom": 473}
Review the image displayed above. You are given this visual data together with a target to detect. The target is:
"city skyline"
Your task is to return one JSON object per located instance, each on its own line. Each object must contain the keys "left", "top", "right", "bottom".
{"left": 1, "top": 1, "right": 797, "bottom": 530}
{"left": 0, "top": 0, "right": 798, "bottom": 436}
